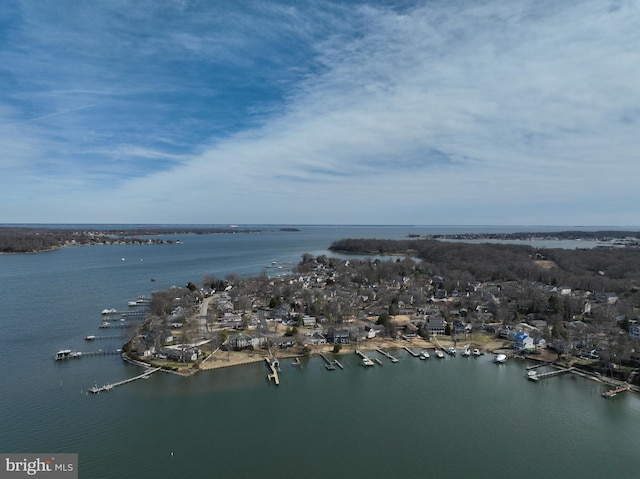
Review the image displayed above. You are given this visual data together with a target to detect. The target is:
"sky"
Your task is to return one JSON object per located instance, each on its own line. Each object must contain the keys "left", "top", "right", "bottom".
{"left": 1, "top": 0, "right": 639, "bottom": 226}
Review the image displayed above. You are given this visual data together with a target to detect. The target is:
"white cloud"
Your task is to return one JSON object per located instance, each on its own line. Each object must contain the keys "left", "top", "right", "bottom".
{"left": 2, "top": 0, "right": 639, "bottom": 224}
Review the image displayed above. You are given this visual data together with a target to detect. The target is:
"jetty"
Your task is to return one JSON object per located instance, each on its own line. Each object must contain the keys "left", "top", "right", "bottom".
{"left": 265, "top": 358, "right": 280, "bottom": 385}
{"left": 602, "top": 385, "right": 631, "bottom": 398}
{"left": 376, "top": 348, "right": 399, "bottom": 363}
{"left": 526, "top": 362, "right": 552, "bottom": 371}
{"left": 404, "top": 347, "right": 420, "bottom": 358}
{"left": 319, "top": 353, "right": 335, "bottom": 370}
{"left": 89, "top": 367, "right": 161, "bottom": 394}
{"left": 528, "top": 366, "right": 574, "bottom": 381}
{"left": 334, "top": 359, "right": 344, "bottom": 369}
{"left": 55, "top": 349, "right": 122, "bottom": 360}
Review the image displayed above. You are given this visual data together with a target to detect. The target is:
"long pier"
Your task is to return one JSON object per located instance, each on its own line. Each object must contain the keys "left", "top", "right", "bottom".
{"left": 89, "top": 367, "right": 161, "bottom": 394}
{"left": 528, "top": 366, "right": 574, "bottom": 381}
{"left": 376, "top": 348, "right": 399, "bottom": 363}
{"left": 55, "top": 349, "right": 122, "bottom": 360}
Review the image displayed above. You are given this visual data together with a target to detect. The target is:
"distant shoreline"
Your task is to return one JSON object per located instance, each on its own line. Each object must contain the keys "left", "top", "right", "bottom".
{"left": 0, "top": 226, "right": 275, "bottom": 254}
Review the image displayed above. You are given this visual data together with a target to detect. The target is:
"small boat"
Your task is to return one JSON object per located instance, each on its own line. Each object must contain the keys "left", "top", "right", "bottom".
{"left": 461, "top": 348, "right": 471, "bottom": 357}
{"left": 55, "top": 349, "right": 72, "bottom": 360}
{"left": 472, "top": 348, "right": 481, "bottom": 357}
{"left": 128, "top": 301, "right": 138, "bottom": 307}
{"left": 435, "top": 350, "right": 445, "bottom": 359}
{"left": 99, "top": 321, "right": 111, "bottom": 328}
{"left": 362, "top": 357, "right": 375, "bottom": 367}
{"left": 101, "top": 308, "right": 117, "bottom": 315}
{"left": 419, "top": 350, "right": 430, "bottom": 360}
{"left": 85, "top": 335, "right": 96, "bottom": 341}
{"left": 494, "top": 353, "right": 507, "bottom": 363}
{"left": 446, "top": 347, "right": 457, "bottom": 356}
{"left": 528, "top": 371, "right": 539, "bottom": 381}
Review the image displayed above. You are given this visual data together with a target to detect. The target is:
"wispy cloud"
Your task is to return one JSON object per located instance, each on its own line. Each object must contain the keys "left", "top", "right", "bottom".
{"left": 1, "top": 0, "right": 639, "bottom": 224}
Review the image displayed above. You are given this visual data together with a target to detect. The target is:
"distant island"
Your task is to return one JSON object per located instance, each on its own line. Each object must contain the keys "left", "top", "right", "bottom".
{"left": 0, "top": 226, "right": 267, "bottom": 254}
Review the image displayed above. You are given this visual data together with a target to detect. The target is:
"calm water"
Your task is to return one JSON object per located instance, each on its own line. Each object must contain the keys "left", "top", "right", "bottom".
{"left": 1, "top": 225, "right": 639, "bottom": 478}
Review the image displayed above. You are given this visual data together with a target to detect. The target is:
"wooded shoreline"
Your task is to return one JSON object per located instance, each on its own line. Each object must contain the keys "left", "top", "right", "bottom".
{"left": 0, "top": 226, "right": 267, "bottom": 254}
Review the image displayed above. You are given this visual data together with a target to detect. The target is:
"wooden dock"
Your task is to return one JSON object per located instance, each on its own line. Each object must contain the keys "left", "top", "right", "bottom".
{"left": 265, "top": 358, "right": 280, "bottom": 385}
{"left": 404, "top": 347, "right": 420, "bottom": 357}
{"left": 89, "top": 367, "right": 161, "bottom": 393}
{"left": 528, "top": 366, "right": 574, "bottom": 381}
{"left": 376, "top": 348, "right": 399, "bottom": 363}
{"left": 602, "top": 385, "right": 631, "bottom": 398}
{"left": 319, "top": 353, "right": 335, "bottom": 370}
{"left": 526, "top": 362, "right": 551, "bottom": 370}
{"left": 334, "top": 359, "right": 344, "bottom": 369}
{"left": 55, "top": 349, "right": 123, "bottom": 360}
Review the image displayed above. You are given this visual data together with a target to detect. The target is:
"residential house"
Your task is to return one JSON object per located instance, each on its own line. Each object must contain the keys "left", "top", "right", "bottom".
{"left": 424, "top": 316, "right": 446, "bottom": 336}
{"left": 512, "top": 333, "right": 535, "bottom": 351}
{"left": 327, "top": 328, "right": 350, "bottom": 344}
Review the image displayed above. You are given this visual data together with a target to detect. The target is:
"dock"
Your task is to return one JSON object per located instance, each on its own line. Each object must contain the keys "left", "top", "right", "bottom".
{"left": 404, "top": 347, "right": 420, "bottom": 357}
{"left": 55, "top": 349, "right": 122, "bottom": 360}
{"left": 89, "top": 367, "right": 160, "bottom": 393}
{"left": 528, "top": 366, "right": 574, "bottom": 381}
{"left": 376, "top": 348, "right": 399, "bottom": 363}
{"left": 526, "top": 362, "right": 552, "bottom": 371}
{"left": 334, "top": 359, "right": 344, "bottom": 369}
{"left": 602, "top": 385, "right": 631, "bottom": 398}
{"left": 374, "top": 357, "right": 383, "bottom": 366}
{"left": 319, "top": 353, "right": 335, "bottom": 370}
{"left": 265, "top": 358, "right": 280, "bottom": 385}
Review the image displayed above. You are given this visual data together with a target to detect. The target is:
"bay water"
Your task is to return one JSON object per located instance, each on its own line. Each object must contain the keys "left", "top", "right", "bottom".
{"left": 1, "top": 225, "right": 638, "bottom": 478}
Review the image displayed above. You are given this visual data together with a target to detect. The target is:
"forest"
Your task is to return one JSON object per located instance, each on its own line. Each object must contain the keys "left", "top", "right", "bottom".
{"left": 329, "top": 238, "right": 640, "bottom": 294}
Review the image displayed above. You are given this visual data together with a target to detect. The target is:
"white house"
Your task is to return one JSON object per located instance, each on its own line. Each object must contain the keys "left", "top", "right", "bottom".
{"left": 513, "top": 333, "right": 535, "bottom": 351}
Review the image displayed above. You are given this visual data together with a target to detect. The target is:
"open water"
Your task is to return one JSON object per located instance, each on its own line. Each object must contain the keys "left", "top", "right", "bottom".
{"left": 1, "top": 225, "right": 639, "bottom": 478}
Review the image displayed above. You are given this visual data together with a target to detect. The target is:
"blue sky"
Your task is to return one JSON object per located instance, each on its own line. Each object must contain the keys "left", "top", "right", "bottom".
{"left": 1, "top": 0, "right": 639, "bottom": 225}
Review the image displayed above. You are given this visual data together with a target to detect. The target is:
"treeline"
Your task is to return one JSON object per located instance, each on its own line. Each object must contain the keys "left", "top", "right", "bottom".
{"left": 424, "top": 230, "right": 640, "bottom": 241}
{"left": 329, "top": 238, "right": 640, "bottom": 293}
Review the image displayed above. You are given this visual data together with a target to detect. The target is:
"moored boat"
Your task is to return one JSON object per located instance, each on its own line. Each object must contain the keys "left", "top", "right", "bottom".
{"left": 461, "top": 348, "right": 471, "bottom": 357}
{"left": 494, "top": 353, "right": 507, "bottom": 363}
{"left": 435, "top": 349, "right": 445, "bottom": 359}
{"left": 472, "top": 348, "right": 481, "bottom": 357}
{"left": 419, "top": 350, "right": 430, "bottom": 360}
{"left": 362, "top": 357, "right": 375, "bottom": 367}
{"left": 446, "top": 347, "right": 457, "bottom": 356}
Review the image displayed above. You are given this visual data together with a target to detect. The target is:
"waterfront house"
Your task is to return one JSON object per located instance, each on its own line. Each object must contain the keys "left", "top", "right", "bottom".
{"left": 327, "top": 327, "right": 350, "bottom": 344}
{"left": 309, "top": 332, "right": 327, "bottom": 345}
{"left": 424, "top": 316, "right": 446, "bottom": 336}
{"left": 512, "top": 333, "right": 535, "bottom": 352}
